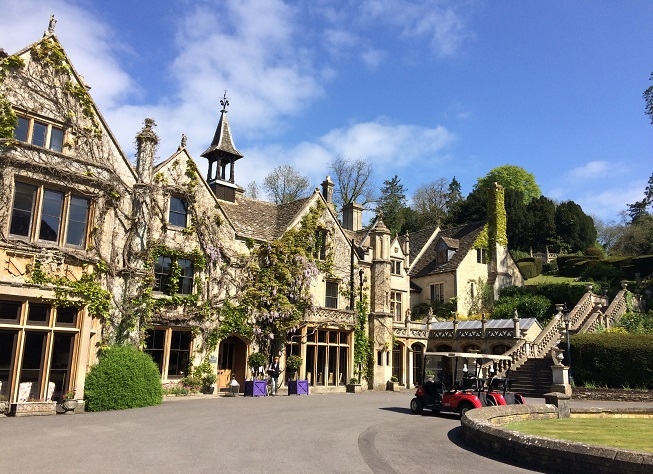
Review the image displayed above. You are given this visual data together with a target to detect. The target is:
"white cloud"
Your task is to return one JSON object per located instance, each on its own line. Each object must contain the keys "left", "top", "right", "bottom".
{"left": 356, "top": 0, "right": 472, "bottom": 57}
{"left": 567, "top": 161, "right": 611, "bottom": 180}
{"left": 0, "top": 1, "right": 135, "bottom": 109}
{"left": 320, "top": 120, "right": 455, "bottom": 167}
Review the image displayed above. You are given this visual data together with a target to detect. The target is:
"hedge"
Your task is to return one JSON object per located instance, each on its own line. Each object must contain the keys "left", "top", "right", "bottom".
{"left": 517, "top": 261, "right": 538, "bottom": 280}
{"left": 571, "top": 333, "right": 653, "bottom": 389}
{"left": 84, "top": 344, "right": 163, "bottom": 411}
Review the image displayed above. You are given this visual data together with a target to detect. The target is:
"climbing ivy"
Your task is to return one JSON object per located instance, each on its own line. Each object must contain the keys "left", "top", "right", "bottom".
{"left": 27, "top": 260, "right": 111, "bottom": 321}
{"left": 236, "top": 202, "right": 333, "bottom": 356}
{"left": 353, "top": 295, "right": 372, "bottom": 383}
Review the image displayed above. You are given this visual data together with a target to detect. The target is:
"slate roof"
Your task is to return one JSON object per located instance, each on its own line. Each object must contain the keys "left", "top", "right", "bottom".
{"left": 219, "top": 194, "right": 312, "bottom": 242}
{"left": 201, "top": 109, "right": 243, "bottom": 159}
{"left": 429, "top": 317, "right": 541, "bottom": 332}
{"left": 406, "top": 226, "right": 438, "bottom": 264}
{"left": 409, "top": 221, "right": 486, "bottom": 278}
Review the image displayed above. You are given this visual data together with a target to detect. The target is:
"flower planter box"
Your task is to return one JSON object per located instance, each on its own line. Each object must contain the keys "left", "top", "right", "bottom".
{"left": 346, "top": 383, "right": 363, "bottom": 393}
{"left": 386, "top": 381, "right": 400, "bottom": 392}
{"left": 287, "top": 380, "right": 309, "bottom": 396}
{"left": 244, "top": 380, "right": 268, "bottom": 397}
{"left": 10, "top": 401, "right": 57, "bottom": 417}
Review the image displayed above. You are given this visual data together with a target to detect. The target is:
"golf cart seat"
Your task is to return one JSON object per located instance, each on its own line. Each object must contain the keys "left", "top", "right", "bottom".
{"left": 461, "top": 377, "right": 483, "bottom": 391}
{"left": 424, "top": 379, "right": 445, "bottom": 396}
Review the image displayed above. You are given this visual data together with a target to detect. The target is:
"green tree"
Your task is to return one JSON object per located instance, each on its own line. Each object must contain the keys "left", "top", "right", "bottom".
{"left": 377, "top": 175, "right": 407, "bottom": 235}
{"left": 504, "top": 188, "right": 528, "bottom": 251}
{"left": 555, "top": 201, "right": 597, "bottom": 253}
{"left": 644, "top": 70, "right": 653, "bottom": 124}
{"left": 526, "top": 196, "right": 557, "bottom": 251}
{"left": 476, "top": 165, "right": 541, "bottom": 204}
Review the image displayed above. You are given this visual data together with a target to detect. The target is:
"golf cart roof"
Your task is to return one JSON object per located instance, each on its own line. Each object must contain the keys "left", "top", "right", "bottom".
{"left": 423, "top": 352, "right": 512, "bottom": 360}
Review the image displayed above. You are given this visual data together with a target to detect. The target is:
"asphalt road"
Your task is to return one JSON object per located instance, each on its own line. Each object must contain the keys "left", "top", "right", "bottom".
{"left": 0, "top": 391, "right": 553, "bottom": 473}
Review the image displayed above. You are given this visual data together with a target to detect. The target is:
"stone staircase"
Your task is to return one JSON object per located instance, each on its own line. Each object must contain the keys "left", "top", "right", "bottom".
{"left": 509, "top": 357, "right": 554, "bottom": 397}
{"left": 489, "top": 287, "right": 631, "bottom": 397}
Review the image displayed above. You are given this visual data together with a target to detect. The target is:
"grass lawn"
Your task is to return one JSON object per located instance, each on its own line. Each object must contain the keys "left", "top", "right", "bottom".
{"left": 524, "top": 274, "right": 586, "bottom": 285}
{"left": 504, "top": 418, "right": 653, "bottom": 453}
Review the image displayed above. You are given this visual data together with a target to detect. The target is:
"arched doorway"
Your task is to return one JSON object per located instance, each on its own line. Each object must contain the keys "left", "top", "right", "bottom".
{"left": 217, "top": 336, "right": 247, "bottom": 392}
{"left": 411, "top": 343, "right": 423, "bottom": 387}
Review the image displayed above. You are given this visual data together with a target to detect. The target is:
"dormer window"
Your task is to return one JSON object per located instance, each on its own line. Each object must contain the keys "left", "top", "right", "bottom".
{"left": 391, "top": 259, "right": 402, "bottom": 275}
{"left": 476, "top": 248, "right": 488, "bottom": 264}
{"left": 436, "top": 241, "right": 448, "bottom": 265}
{"left": 15, "top": 115, "right": 65, "bottom": 153}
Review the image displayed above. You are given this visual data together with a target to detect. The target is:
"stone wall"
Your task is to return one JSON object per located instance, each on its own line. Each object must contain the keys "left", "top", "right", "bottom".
{"left": 461, "top": 404, "right": 653, "bottom": 473}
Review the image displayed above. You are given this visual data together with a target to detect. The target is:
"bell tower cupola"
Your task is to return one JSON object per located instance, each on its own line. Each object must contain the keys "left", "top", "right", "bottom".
{"left": 201, "top": 91, "right": 244, "bottom": 202}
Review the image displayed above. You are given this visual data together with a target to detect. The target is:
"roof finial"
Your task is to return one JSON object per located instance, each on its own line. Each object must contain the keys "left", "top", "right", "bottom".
{"left": 220, "top": 90, "right": 229, "bottom": 112}
{"left": 47, "top": 15, "right": 57, "bottom": 35}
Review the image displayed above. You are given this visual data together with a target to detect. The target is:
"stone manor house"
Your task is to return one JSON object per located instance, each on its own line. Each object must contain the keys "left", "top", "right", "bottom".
{"left": 0, "top": 27, "right": 525, "bottom": 404}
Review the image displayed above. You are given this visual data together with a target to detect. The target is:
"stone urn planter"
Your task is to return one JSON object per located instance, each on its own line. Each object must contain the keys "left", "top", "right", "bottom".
{"left": 346, "top": 383, "right": 363, "bottom": 393}
{"left": 60, "top": 398, "right": 78, "bottom": 414}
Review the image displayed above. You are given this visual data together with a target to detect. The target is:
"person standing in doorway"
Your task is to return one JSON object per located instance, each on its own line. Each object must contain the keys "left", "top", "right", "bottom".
{"left": 267, "top": 356, "right": 281, "bottom": 396}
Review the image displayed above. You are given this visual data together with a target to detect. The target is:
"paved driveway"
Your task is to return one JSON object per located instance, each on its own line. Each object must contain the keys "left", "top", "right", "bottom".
{"left": 1, "top": 391, "right": 543, "bottom": 473}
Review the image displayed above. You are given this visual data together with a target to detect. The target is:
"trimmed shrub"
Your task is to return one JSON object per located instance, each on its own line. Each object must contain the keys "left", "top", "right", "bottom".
{"left": 517, "top": 261, "right": 537, "bottom": 280}
{"left": 580, "top": 262, "right": 625, "bottom": 286}
{"left": 572, "top": 333, "right": 653, "bottom": 389}
{"left": 490, "top": 294, "right": 551, "bottom": 322}
{"left": 84, "top": 344, "right": 163, "bottom": 412}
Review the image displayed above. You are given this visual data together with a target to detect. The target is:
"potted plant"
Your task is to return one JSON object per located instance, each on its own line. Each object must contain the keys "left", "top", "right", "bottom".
{"left": 346, "top": 377, "right": 363, "bottom": 393}
{"left": 60, "top": 390, "right": 78, "bottom": 414}
{"left": 285, "top": 355, "right": 302, "bottom": 381}
{"left": 387, "top": 376, "right": 400, "bottom": 392}
{"left": 248, "top": 352, "right": 268, "bottom": 380}
{"left": 285, "top": 356, "right": 308, "bottom": 395}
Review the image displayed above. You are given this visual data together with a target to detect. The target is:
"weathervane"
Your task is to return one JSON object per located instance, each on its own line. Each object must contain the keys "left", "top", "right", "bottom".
{"left": 220, "top": 90, "right": 229, "bottom": 111}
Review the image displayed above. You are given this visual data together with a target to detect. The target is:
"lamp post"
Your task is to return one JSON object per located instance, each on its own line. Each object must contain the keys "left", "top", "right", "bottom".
{"left": 562, "top": 306, "right": 573, "bottom": 385}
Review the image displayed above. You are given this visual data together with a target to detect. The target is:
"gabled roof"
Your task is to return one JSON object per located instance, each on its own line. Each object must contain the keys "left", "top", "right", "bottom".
{"left": 8, "top": 33, "right": 137, "bottom": 183}
{"left": 219, "top": 194, "right": 313, "bottom": 242}
{"left": 410, "top": 221, "right": 486, "bottom": 278}
{"left": 407, "top": 225, "right": 439, "bottom": 271}
{"left": 440, "top": 236, "right": 460, "bottom": 249}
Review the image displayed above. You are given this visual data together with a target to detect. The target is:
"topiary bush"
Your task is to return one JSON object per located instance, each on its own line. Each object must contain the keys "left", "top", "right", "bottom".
{"left": 84, "top": 344, "right": 163, "bottom": 411}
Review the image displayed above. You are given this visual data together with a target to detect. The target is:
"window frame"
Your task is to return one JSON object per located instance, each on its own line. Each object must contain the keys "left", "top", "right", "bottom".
{"left": 14, "top": 114, "right": 66, "bottom": 153}
{"left": 430, "top": 283, "right": 445, "bottom": 303}
{"left": 153, "top": 256, "right": 195, "bottom": 295}
{"left": 476, "top": 248, "right": 488, "bottom": 264}
{"left": 390, "top": 291, "right": 403, "bottom": 322}
{"left": 390, "top": 259, "right": 402, "bottom": 276}
{"left": 325, "top": 280, "right": 338, "bottom": 309}
{"left": 168, "top": 196, "right": 188, "bottom": 228}
{"left": 9, "top": 180, "right": 90, "bottom": 248}
{"left": 144, "top": 327, "right": 193, "bottom": 379}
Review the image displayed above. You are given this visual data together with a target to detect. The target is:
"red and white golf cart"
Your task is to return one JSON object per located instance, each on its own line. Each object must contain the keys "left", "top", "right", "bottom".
{"left": 409, "top": 352, "right": 525, "bottom": 416}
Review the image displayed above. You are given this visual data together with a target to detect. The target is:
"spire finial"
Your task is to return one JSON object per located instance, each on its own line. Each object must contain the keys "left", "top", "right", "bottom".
{"left": 47, "top": 15, "right": 57, "bottom": 35}
{"left": 220, "top": 90, "right": 229, "bottom": 112}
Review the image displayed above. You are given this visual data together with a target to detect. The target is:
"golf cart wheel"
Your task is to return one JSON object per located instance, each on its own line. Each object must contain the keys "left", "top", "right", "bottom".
{"left": 410, "top": 397, "right": 424, "bottom": 415}
{"left": 458, "top": 403, "right": 474, "bottom": 417}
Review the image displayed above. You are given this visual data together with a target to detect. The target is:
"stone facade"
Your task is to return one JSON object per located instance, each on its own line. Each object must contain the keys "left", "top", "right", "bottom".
{"left": 0, "top": 30, "right": 530, "bottom": 405}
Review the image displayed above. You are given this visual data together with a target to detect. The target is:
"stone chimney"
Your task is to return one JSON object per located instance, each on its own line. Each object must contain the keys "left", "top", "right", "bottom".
{"left": 342, "top": 202, "right": 363, "bottom": 231}
{"left": 136, "top": 118, "right": 159, "bottom": 183}
{"left": 321, "top": 176, "right": 334, "bottom": 204}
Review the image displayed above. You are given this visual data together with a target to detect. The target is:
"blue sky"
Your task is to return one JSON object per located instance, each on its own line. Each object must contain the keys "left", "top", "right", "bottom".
{"left": 1, "top": 0, "right": 652, "bottom": 224}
